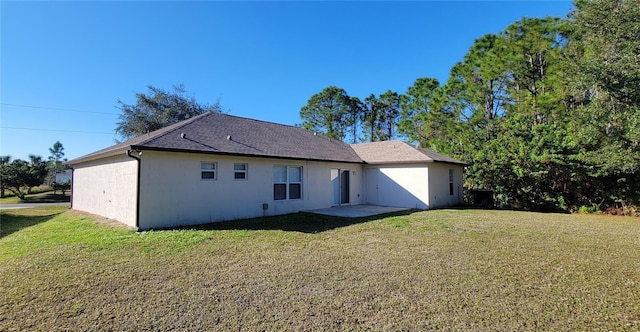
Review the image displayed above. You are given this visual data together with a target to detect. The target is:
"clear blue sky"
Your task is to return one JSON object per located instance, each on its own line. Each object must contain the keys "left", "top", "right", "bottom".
{"left": 1, "top": 1, "right": 573, "bottom": 161}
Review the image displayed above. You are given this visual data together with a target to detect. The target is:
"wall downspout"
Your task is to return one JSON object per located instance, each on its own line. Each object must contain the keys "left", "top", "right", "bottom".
{"left": 126, "top": 150, "right": 142, "bottom": 230}
{"left": 69, "top": 168, "right": 74, "bottom": 209}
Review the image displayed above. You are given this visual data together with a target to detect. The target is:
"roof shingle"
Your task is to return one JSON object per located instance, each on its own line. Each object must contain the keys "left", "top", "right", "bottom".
{"left": 69, "top": 112, "right": 362, "bottom": 164}
{"left": 69, "top": 113, "right": 466, "bottom": 166}
{"left": 350, "top": 140, "right": 467, "bottom": 165}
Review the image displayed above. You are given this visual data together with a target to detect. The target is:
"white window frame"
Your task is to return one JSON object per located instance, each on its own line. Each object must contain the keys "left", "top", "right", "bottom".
{"left": 273, "top": 165, "right": 302, "bottom": 200}
{"left": 234, "top": 163, "right": 248, "bottom": 180}
{"left": 201, "top": 162, "right": 217, "bottom": 180}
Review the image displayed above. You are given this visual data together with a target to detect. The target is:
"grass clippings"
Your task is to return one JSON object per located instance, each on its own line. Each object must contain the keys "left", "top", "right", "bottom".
{"left": 1, "top": 207, "right": 639, "bottom": 331}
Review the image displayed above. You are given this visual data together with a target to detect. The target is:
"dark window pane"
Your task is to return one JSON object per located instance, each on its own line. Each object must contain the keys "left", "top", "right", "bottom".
{"left": 289, "top": 183, "right": 301, "bottom": 199}
{"left": 202, "top": 171, "right": 215, "bottom": 179}
{"left": 274, "top": 184, "right": 286, "bottom": 200}
{"left": 449, "top": 183, "right": 454, "bottom": 195}
{"left": 234, "top": 172, "right": 246, "bottom": 179}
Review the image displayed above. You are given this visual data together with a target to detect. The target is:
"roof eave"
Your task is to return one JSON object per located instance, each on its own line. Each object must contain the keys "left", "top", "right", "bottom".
{"left": 67, "top": 146, "right": 132, "bottom": 166}
{"left": 129, "top": 145, "right": 364, "bottom": 164}
{"left": 363, "top": 159, "right": 468, "bottom": 166}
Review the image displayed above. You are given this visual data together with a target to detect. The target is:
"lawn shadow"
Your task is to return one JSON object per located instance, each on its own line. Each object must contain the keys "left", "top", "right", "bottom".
{"left": 22, "top": 193, "right": 71, "bottom": 203}
{"left": 445, "top": 204, "right": 571, "bottom": 214}
{"left": 0, "top": 209, "right": 64, "bottom": 239}
{"left": 182, "top": 209, "right": 419, "bottom": 234}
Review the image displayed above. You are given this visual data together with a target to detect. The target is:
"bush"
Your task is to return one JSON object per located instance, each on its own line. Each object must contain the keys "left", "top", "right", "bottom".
{"left": 577, "top": 204, "right": 600, "bottom": 214}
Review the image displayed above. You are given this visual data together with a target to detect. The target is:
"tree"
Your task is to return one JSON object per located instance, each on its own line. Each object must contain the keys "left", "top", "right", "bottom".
{"left": 47, "top": 141, "right": 67, "bottom": 185}
{"left": 25, "top": 155, "right": 48, "bottom": 194}
{"left": 54, "top": 181, "right": 71, "bottom": 196}
{"left": 115, "top": 84, "right": 222, "bottom": 140}
{"left": 377, "top": 90, "right": 402, "bottom": 141}
{"left": 404, "top": 17, "right": 573, "bottom": 210}
{"left": 398, "top": 77, "right": 442, "bottom": 144}
{"left": 563, "top": 0, "right": 640, "bottom": 210}
{"left": 362, "top": 94, "right": 382, "bottom": 142}
{"left": 345, "top": 96, "right": 364, "bottom": 143}
{"left": 447, "top": 34, "right": 511, "bottom": 128}
{"left": 359, "top": 91, "right": 402, "bottom": 142}
{"left": 0, "top": 156, "right": 48, "bottom": 200}
{"left": 0, "top": 155, "right": 11, "bottom": 198}
{"left": 1, "top": 159, "right": 30, "bottom": 200}
{"left": 299, "top": 86, "right": 353, "bottom": 140}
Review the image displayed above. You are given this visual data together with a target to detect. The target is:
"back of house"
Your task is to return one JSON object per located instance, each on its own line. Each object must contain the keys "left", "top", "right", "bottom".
{"left": 68, "top": 112, "right": 466, "bottom": 230}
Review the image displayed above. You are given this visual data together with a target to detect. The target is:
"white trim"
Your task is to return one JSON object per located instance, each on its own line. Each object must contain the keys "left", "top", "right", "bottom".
{"left": 200, "top": 161, "right": 217, "bottom": 181}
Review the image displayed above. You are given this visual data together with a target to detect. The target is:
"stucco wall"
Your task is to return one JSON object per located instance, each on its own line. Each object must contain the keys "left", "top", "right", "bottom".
{"left": 364, "top": 164, "right": 430, "bottom": 209}
{"left": 364, "top": 162, "right": 465, "bottom": 209}
{"left": 71, "top": 154, "right": 138, "bottom": 227}
{"left": 138, "top": 151, "right": 363, "bottom": 229}
{"left": 427, "top": 162, "right": 465, "bottom": 208}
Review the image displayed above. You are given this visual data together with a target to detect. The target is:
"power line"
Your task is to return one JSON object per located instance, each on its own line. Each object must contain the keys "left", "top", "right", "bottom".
{"left": 0, "top": 103, "right": 119, "bottom": 115}
{"left": 1, "top": 126, "right": 115, "bottom": 135}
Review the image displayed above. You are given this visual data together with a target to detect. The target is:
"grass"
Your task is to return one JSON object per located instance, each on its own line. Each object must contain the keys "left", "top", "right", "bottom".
{"left": 0, "top": 190, "right": 70, "bottom": 204}
{"left": 1, "top": 207, "right": 639, "bottom": 331}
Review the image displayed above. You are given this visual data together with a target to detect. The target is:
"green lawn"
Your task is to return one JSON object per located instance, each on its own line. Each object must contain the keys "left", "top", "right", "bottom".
{"left": 1, "top": 207, "right": 639, "bottom": 331}
{"left": 0, "top": 190, "right": 70, "bottom": 204}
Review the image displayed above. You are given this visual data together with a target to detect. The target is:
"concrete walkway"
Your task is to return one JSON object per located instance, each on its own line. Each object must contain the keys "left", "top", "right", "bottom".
{"left": 0, "top": 202, "right": 70, "bottom": 210}
{"left": 306, "top": 205, "right": 409, "bottom": 218}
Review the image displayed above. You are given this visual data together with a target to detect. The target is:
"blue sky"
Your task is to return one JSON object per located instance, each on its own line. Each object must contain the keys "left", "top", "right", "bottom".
{"left": 1, "top": 1, "right": 573, "bottom": 161}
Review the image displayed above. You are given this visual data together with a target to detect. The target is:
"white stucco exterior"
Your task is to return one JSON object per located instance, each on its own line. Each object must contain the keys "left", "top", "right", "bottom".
{"left": 71, "top": 149, "right": 464, "bottom": 230}
{"left": 427, "top": 162, "right": 464, "bottom": 208}
{"left": 364, "top": 162, "right": 464, "bottom": 210}
{"left": 71, "top": 154, "right": 138, "bottom": 227}
{"left": 136, "top": 151, "right": 364, "bottom": 229}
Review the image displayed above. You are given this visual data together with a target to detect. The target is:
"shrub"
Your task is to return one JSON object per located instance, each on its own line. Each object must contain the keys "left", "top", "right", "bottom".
{"left": 577, "top": 204, "right": 600, "bottom": 214}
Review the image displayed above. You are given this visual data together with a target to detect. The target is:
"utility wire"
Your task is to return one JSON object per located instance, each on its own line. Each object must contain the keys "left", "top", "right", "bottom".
{"left": 0, "top": 126, "right": 115, "bottom": 135}
{"left": 1, "top": 103, "right": 119, "bottom": 115}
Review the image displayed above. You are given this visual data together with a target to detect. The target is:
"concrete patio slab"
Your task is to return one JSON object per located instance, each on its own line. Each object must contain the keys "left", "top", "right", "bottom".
{"left": 306, "top": 205, "right": 410, "bottom": 218}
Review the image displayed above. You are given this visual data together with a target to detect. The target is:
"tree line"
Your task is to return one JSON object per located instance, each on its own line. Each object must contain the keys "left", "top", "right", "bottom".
{"left": 299, "top": 0, "right": 640, "bottom": 213}
{"left": 0, "top": 141, "right": 69, "bottom": 199}
{"left": 99, "top": 0, "right": 638, "bottom": 214}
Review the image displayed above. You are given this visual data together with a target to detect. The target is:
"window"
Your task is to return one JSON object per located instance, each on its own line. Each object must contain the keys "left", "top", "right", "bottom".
{"left": 273, "top": 165, "right": 302, "bottom": 200}
{"left": 234, "top": 163, "right": 247, "bottom": 180}
{"left": 449, "top": 169, "right": 454, "bottom": 195}
{"left": 201, "top": 162, "right": 217, "bottom": 180}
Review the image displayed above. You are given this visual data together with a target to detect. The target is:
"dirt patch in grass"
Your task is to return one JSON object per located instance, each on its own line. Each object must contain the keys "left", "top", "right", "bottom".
{"left": 1, "top": 208, "right": 639, "bottom": 330}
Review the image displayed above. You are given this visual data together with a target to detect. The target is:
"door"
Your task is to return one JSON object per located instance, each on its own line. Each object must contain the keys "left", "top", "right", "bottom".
{"left": 366, "top": 168, "right": 379, "bottom": 205}
{"left": 331, "top": 169, "right": 350, "bottom": 205}
{"left": 340, "top": 170, "right": 350, "bottom": 204}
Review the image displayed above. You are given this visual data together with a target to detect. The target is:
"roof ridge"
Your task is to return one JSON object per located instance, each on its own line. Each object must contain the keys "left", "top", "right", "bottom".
{"left": 215, "top": 112, "right": 309, "bottom": 132}
{"left": 206, "top": 112, "right": 345, "bottom": 145}
{"left": 132, "top": 111, "right": 214, "bottom": 147}
{"left": 70, "top": 111, "right": 363, "bottom": 165}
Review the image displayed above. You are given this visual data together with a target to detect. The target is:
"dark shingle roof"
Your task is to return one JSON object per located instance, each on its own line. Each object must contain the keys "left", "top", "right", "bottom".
{"left": 350, "top": 140, "right": 467, "bottom": 165}
{"left": 69, "top": 113, "right": 466, "bottom": 166}
{"left": 69, "top": 112, "right": 363, "bottom": 165}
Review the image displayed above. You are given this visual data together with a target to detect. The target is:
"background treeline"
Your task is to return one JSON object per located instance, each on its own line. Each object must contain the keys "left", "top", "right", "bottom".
{"left": 299, "top": 0, "right": 639, "bottom": 213}
{"left": 0, "top": 141, "right": 69, "bottom": 199}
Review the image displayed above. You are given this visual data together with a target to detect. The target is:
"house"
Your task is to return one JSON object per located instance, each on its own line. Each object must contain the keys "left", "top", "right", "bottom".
{"left": 351, "top": 141, "right": 465, "bottom": 209}
{"left": 68, "top": 112, "right": 466, "bottom": 230}
{"left": 54, "top": 169, "right": 72, "bottom": 184}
